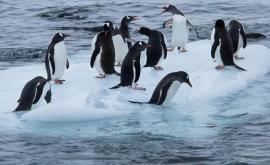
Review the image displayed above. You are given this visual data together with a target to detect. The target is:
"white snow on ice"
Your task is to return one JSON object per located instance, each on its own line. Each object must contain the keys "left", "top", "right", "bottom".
{"left": 0, "top": 40, "right": 270, "bottom": 124}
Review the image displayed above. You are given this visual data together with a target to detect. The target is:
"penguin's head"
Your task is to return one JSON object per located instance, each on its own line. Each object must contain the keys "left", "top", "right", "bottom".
{"left": 51, "top": 32, "right": 71, "bottom": 43}
{"left": 161, "top": 4, "right": 180, "bottom": 15}
{"left": 175, "top": 71, "right": 192, "bottom": 88}
{"left": 138, "top": 27, "right": 151, "bottom": 36}
{"left": 122, "top": 16, "right": 139, "bottom": 24}
{"left": 103, "top": 21, "right": 113, "bottom": 36}
{"left": 215, "top": 19, "right": 225, "bottom": 29}
{"left": 137, "top": 41, "right": 151, "bottom": 51}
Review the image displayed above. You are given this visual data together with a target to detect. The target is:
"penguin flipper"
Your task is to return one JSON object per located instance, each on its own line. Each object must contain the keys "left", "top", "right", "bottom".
{"left": 45, "top": 46, "right": 54, "bottom": 81}
{"left": 187, "top": 20, "right": 200, "bottom": 39}
{"left": 240, "top": 25, "right": 247, "bottom": 48}
{"left": 211, "top": 32, "right": 220, "bottom": 59}
{"left": 134, "top": 58, "right": 141, "bottom": 83}
{"left": 90, "top": 34, "right": 101, "bottom": 68}
{"left": 233, "top": 65, "right": 247, "bottom": 71}
{"left": 160, "top": 32, "right": 167, "bottom": 59}
{"left": 66, "top": 59, "right": 69, "bottom": 69}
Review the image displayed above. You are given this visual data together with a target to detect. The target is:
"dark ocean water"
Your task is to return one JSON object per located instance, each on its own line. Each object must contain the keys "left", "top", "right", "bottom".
{"left": 0, "top": 0, "right": 270, "bottom": 164}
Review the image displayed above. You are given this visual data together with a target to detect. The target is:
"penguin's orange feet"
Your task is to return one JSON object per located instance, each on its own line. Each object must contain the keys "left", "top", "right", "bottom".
{"left": 153, "top": 66, "right": 163, "bottom": 70}
{"left": 215, "top": 65, "right": 225, "bottom": 70}
{"left": 54, "top": 79, "right": 65, "bottom": 84}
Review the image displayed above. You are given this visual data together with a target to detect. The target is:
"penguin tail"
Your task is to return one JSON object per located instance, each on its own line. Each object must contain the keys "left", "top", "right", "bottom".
{"left": 110, "top": 83, "right": 121, "bottom": 89}
{"left": 233, "top": 64, "right": 247, "bottom": 71}
{"left": 128, "top": 100, "right": 149, "bottom": 104}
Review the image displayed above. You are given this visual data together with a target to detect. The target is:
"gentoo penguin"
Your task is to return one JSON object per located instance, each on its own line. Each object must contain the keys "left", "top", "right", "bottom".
{"left": 110, "top": 41, "right": 151, "bottom": 90}
{"left": 129, "top": 71, "right": 192, "bottom": 105}
{"left": 90, "top": 21, "right": 119, "bottom": 78}
{"left": 45, "top": 32, "right": 70, "bottom": 84}
{"left": 113, "top": 16, "right": 139, "bottom": 66}
{"left": 228, "top": 20, "right": 247, "bottom": 59}
{"left": 138, "top": 27, "right": 167, "bottom": 70}
{"left": 14, "top": 76, "right": 51, "bottom": 112}
{"left": 161, "top": 4, "right": 199, "bottom": 53}
{"left": 211, "top": 19, "right": 246, "bottom": 71}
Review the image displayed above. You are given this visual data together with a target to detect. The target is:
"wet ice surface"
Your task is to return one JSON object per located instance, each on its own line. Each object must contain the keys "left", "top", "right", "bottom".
{"left": 1, "top": 40, "right": 270, "bottom": 164}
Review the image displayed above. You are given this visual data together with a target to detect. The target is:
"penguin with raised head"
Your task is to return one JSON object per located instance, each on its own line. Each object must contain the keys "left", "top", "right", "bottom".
{"left": 90, "top": 21, "right": 119, "bottom": 78}
{"left": 211, "top": 19, "right": 246, "bottom": 71}
{"left": 45, "top": 32, "right": 70, "bottom": 84}
{"left": 161, "top": 4, "right": 199, "bottom": 53}
{"left": 129, "top": 71, "right": 192, "bottom": 105}
{"left": 113, "top": 16, "right": 139, "bottom": 66}
{"left": 14, "top": 76, "right": 52, "bottom": 112}
{"left": 110, "top": 41, "right": 151, "bottom": 90}
{"left": 228, "top": 20, "right": 247, "bottom": 59}
{"left": 138, "top": 27, "right": 167, "bottom": 70}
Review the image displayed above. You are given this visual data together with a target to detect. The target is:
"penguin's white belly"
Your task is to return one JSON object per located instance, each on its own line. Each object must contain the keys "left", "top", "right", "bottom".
{"left": 172, "top": 15, "right": 189, "bottom": 48}
{"left": 216, "top": 45, "right": 223, "bottom": 65}
{"left": 113, "top": 35, "right": 128, "bottom": 65}
{"left": 52, "top": 41, "right": 67, "bottom": 80}
{"left": 210, "top": 28, "right": 215, "bottom": 44}
{"left": 235, "top": 34, "right": 243, "bottom": 55}
{"left": 35, "top": 83, "right": 50, "bottom": 105}
{"left": 164, "top": 81, "right": 181, "bottom": 103}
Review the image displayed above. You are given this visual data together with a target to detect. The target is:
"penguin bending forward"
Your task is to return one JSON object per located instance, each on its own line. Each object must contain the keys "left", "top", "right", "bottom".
{"left": 161, "top": 4, "right": 200, "bottom": 53}
{"left": 14, "top": 76, "right": 52, "bottom": 112}
{"left": 90, "top": 21, "right": 120, "bottom": 78}
{"left": 129, "top": 71, "right": 192, "bottom": 105}
{"left": 110, "top": 41, "right": 151, "bottom": 90}
{"left": 228, "top": 20, "right": 247, "bottom": 60}
{"left": 113, "top": 16, "right": 139, "bottom": 66}
{"left": 211, "top": 19, "right": 246, "bottom": 71}
{"left": 45, "top": 32, "right": 70, "bottom": 84}
{"left": 138, "top": 27, "right": 167, "bottom": 70}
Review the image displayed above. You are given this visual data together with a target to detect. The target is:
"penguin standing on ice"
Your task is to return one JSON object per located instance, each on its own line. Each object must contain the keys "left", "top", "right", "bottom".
{"left": 113, "top": 16, "right": 139, "bottom": 66}
{"left": 14, "top": 76, "right": 52, "bottom": 112}
{"left": 45, "top": 32, "right": 70, "bottom": 84}
{"left": 138, "top": 27, "right": 167, "bottom": 70}
{"left": 161, "top": 4, "right": 199, "bottom": 53}
{"left": 90, "top": 21, "right": 119, "bottom": 78}
{"left": 110, "top": 41, "right": 151, "bottom": 90}
{"left": 211, "top": 19, "right": 246, "bottom": 71}
{"left": 129, "top": 71, "right": 192, "bottom": 105}
{"left": 228, "top": 20, "right": 247, "bottom": 59}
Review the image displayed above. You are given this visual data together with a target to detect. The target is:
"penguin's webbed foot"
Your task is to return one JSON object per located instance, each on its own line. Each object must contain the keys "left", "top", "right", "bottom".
{"left": 95, "top": 74, "right": 106, "bottom": 79}
{"left": 181, "top": 48, "right": 188, "bottom": 53}
{"left": 132, "top": 84, "right": 146, "bottom": 91}
{"left": 54, "top": 79, "right": 65, "bottom": 84}
{"left": 215, "top": 65, "right": 225, "bottom": 70}
{"left": 153, "top": 66, "right": 163, "bottom": 70}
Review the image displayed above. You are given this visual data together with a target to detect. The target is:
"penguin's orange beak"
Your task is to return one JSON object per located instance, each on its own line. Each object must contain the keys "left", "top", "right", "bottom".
{"left": 186, "top": 80, "right": 192, "bottom": 88}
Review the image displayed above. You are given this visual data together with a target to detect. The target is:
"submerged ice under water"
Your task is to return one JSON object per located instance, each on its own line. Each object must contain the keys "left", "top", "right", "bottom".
{"left": 0, "top": 0, "right": 270, "bottom": 164}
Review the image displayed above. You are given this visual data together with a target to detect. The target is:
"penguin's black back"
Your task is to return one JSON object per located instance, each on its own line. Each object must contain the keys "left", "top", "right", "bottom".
{"left": 98, "top": 31, "right": 116, "bottom": 74}
{"left": 144, "top": 30, "right": 164, "bottom": 67}
{"left": 14, "top": 76, "right": 47, "bottom": 111}
{"left": 215, "top": 28, "right": 235, "bottom": 66}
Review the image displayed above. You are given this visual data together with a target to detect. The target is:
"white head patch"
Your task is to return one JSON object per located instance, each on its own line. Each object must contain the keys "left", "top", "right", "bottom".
{"left": 127, "top": 16, "right": 130, "bottom": 19}
{"left": 186, "top": 75, "right": 189, "bottom": 80}
{"left": 104, "top": 22, "right": 110, "bottom": 27}
{"left": 139, "top": 41, "right": 143, "bottom": 46}
{"left": 59, "top": 32, "right": 63, "bottom": 37}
